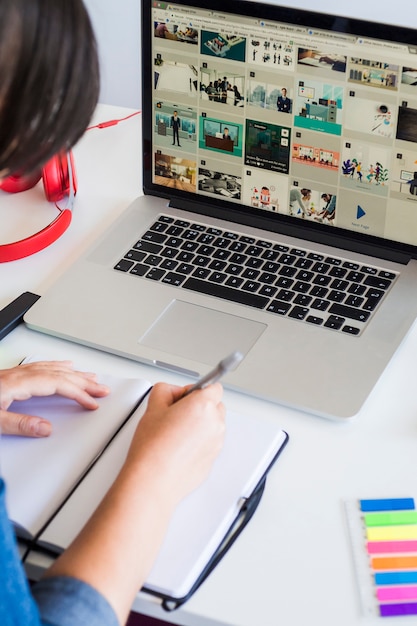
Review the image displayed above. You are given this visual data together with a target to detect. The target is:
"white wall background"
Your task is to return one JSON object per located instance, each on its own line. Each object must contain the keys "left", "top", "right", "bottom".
{"left": 83, "top": 0, "right": 417, "bottom": 109}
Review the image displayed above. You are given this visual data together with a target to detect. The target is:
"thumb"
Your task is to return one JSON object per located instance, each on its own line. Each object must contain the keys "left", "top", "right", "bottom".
{"left": 0, "top": 409, "right": 52, "bottom": 438}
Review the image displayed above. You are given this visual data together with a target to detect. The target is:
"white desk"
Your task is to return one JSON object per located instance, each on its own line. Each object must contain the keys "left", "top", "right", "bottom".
{"left": 1, "top": 104, "right": 417, "bottom": 626}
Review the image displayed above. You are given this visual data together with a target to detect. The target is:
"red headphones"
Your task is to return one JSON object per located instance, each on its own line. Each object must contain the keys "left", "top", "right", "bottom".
{"left": 0, "top": 151, "right": 76, "bottom": 263}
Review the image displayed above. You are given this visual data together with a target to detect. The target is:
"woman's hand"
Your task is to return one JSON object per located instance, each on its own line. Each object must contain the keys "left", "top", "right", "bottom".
{"left": 125, "top": 381, "right": 226, "bottom": 507}
{"left": 0, "top": 361, "right": 110, "bottom": 437}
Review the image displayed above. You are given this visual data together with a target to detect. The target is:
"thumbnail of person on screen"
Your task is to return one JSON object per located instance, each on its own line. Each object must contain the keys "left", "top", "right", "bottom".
{"left": 289, "top": 188, "right": 311, "bottom": 218}
{"left": 277, "top": 88, "right": 292, "bottom": 113}
{"left": 223, "top": 127, "right": 231, "bottom": 140}
{"left": 0, "top": 2, "right": 226, "bottom": 626}
{"left": 407, "top": 172, "right": 417, "bottom": 195}
{"left": 316, "top": 193, "right": 336, "bottom": 223}
{"left": 171, "top": 110, "right": 181, "bottom": 147}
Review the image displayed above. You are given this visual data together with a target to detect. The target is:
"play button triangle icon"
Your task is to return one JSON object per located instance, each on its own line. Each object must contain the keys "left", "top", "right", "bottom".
{"left": 357, "top": 205, "right": 366, "bottom": 219}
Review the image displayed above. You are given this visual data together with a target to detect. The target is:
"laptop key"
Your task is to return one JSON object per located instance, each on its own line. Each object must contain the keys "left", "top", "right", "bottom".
{"left": 324, "top": 315, "right": 345, "bottom": 330}
{"left": 348, "top": 282, "right": 366, "bottom": 296}
{"left": 166, "top": 225, "right": 184, "bottom": 237}
{"left": 310, "top": 285, "right": 328, "bottom": 298}
{"left": 306, "top": 315, "right": 323, "bottom": 325}
{"left": 266, "top": 300, "right": 291, "bottom": 315}
{"left": 294, "top": 294, "right": 312, "bottom": 306}
{"left": 193, "top": 267, "right": 211, "bottom": 279}
{"left": 125, "top": 249, "right": 146, "bottom": 262}
{"left": 289, "top": 306, "right": 309, "bottom": 320}
{"left": 342, "top": 325, "right": 360, "bottom": 335}
{"left": 345, "top": 295, "right": 364, "bottom": 307}
{"left": 145, "top": 254, "right": 161, "bottom": 266}
{"left": 346, "top": 270, "right": 365, "bottom": 283}
{"left": 225, "top": 264, "right": 242, "bottom": 275}
{"left": 242, "top": 268, "right": 260, "bottom": 280}
{"left": 160, "top": 247, "right": 178, "bottom": 258}
{"left": 293, "top": 281, "right": 310, "bottom": 294}
{"left": 130, "top": 263, "right": 149, "bottom": 276}
{"left": 276, "top": 276, "right": 294, "bottom": 288}
{"left": 145, "top": 267, "right": 165, "bottom": 281}
{"left": 114, "top": 259, "right": 134, "bottom": 272}
{"left": 363, "top": 297, "right": 380, "bottom": 311}
{"left": 259, "top": 272, "right": 276, "bottom": 284}
{"left": 134, "top": 240, "right": 162, "bottom": 254}
{"left": 209, "top": 272, "right": 227, "bottom": 284}
{"left": 364, "top": 275, "right": 392, "bottom": 290}
{"left": 379, "top": 270, "right": 396, "bottom": 280}
{"left": 311, "top": 298, "right": 330, "bottom": 311}
{"left": 260, "top": 284, "right": 278, "bottom": 297}
{"left": 162, "top": 272, "right": 186, "bottom": 287}
{"left": 209, "top": 259, "right": 227, "bottom": 271}
{"left": 160, "top": 259, "right": 178, "bottom": 270}
{"left": 150, "top": 221, "right": 169, "bottom": 232}
{"left": 176, "top": 263, "right": 194, "bottom": 275}
{"left": 183, "top": 277, "right": 269, "bottom": 309}
{"left": 329, "top": 303, "right": 371, "bottom": 322}
{"left": 143, "top": 230, "right": 167, "bottom": 243}
{"left": 226, "top": 276, "right": 244, "bottom": 288}
{"left": 328, "top": 290, "right": 346, "bottom": 303}
{"left": 242, "top": 280, "right": 261, "bottom": 292}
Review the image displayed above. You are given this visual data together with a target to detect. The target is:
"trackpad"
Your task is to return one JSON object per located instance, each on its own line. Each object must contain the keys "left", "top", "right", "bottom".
{"left": 139, "top": 300, "right": 266, "bottom": 365}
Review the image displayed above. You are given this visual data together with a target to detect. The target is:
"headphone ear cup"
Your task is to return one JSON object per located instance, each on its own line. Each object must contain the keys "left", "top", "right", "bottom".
{"left": 0, "top": 171, "right": 42, "bottom": 193}
{"left": 42, "top": 153, "right": 71, "bottom": 203}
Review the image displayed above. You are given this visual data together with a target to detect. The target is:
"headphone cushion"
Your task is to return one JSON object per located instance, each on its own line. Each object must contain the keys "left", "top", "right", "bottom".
{"left": 0, "top": 171, "right": 42, "bottom": 193}
{"left": 42, "top": 154, "right": 68, "bottom": 203}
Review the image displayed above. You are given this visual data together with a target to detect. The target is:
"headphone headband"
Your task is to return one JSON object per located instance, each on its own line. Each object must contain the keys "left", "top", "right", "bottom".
{"left": 0, "top": 152, "right": 76, "bottom": 263}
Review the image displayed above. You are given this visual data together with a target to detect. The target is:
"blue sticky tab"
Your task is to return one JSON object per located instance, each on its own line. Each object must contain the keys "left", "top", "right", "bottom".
{"left": 375, "top": 571, "right": 417, "bottom": 586}
{"left": 360, "top": 498, "right": 415, "bottom": 512}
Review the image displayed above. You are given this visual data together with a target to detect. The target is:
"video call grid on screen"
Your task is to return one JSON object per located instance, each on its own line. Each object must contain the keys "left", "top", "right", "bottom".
{"left": 151, "top": 2, "right": 417, "bottom": 247}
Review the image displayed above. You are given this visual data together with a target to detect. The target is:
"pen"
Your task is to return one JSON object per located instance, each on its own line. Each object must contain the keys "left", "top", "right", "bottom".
{"left": 181, "top": 351, "right": 244, "bottom": 398}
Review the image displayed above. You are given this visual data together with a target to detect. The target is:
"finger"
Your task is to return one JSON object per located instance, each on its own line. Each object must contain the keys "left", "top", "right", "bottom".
{"left": 18, "top": 360, "right": 75, "bottom": 372}
{"left": 49, "top": 379, "right": 110, "bottom": 410}
{"left": 0, "top": 410, "right": 52, "bottom": 437}
{"left": 181, "top": 381, "right": 224, "bottom": 405}
{"left": 148, "top": 382, "right": 183, "bottom": 407}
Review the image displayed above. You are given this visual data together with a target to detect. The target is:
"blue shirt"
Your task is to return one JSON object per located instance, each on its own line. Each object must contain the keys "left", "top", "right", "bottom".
{"left": 0, "top": 479, "right": 118, "bottom": 626}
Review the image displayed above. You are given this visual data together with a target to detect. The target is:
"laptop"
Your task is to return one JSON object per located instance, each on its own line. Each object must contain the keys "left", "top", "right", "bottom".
{"left": 25, "top": 0, "right": 417, "bottom": 419}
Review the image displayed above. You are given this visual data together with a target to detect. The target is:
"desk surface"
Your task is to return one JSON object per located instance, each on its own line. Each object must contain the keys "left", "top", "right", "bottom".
{"left": 1, "top": 104, "right": 417, "bottom": 626}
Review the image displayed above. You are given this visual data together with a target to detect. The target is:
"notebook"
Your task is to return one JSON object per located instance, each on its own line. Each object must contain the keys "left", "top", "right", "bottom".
{"left": 1, "top": 360, "right": 288, "bottom": 608}
{"left": 25, "top": 0, "right": 417, "bottom": 419}
{"left": 2, "top": 370, "right": 151, "bottom": 540}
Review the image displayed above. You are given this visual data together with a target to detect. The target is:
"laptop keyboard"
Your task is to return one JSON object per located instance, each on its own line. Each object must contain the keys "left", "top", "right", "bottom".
{"left": 114, "top": 215, "right": 398, "bottom": 336}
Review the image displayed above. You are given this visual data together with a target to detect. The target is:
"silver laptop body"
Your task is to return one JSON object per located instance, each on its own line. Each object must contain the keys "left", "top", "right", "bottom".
{"left": 25, "top": 0, "right": 417, "bottom": 419}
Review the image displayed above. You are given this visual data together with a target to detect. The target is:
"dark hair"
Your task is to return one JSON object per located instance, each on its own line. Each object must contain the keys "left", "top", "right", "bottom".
{"left": 0, "top": 0, "right": 100, "bottom": 177}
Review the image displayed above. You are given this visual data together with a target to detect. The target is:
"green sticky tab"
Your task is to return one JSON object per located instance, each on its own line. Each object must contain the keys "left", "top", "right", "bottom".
{"left": 364, "top": 511, "right": 417, "bottom": 527}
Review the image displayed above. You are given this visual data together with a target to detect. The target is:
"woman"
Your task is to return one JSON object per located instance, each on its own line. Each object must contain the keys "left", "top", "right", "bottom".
{"left": 0, "top": 2, "right": 225, "bottom": 625}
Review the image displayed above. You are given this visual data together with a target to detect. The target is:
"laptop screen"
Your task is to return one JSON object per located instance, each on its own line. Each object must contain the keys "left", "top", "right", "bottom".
{"left": 142, "top": 0, "right": 417, "bottom": 258}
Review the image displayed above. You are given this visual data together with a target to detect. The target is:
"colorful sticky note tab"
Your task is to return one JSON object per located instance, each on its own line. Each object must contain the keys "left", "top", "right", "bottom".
{"left": 372, "top": 555, "right": 417, "bottom": 570}
{"left": 367, "top": 540, "right": 417, "bottom": 554}
{"left": 377, "top": 586, "right": 417, "bottom": 602}
{"left": 379, "top": 602, "right": 417, "bottom": 617}
{"left": 360, "top": 498, "right": 415, "bottom": 512}
{"left": 364, "top": 511, "right": 417, "bottom": 527}
{"left": 375, "top": 571, "right": 417, "bottom": 585}
{"left": 367, "top": 525, "right": 417, "bottom": 542}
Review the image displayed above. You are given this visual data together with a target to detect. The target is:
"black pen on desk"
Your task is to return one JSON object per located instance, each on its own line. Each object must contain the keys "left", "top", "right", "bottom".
{"left": 181, "top": 351, "right": 244, "bottom": 399}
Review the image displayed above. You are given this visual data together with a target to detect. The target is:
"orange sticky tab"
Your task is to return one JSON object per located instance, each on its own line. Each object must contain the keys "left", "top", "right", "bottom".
{"left": 372, "top": 555, "right": 417, "bottom": 570}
